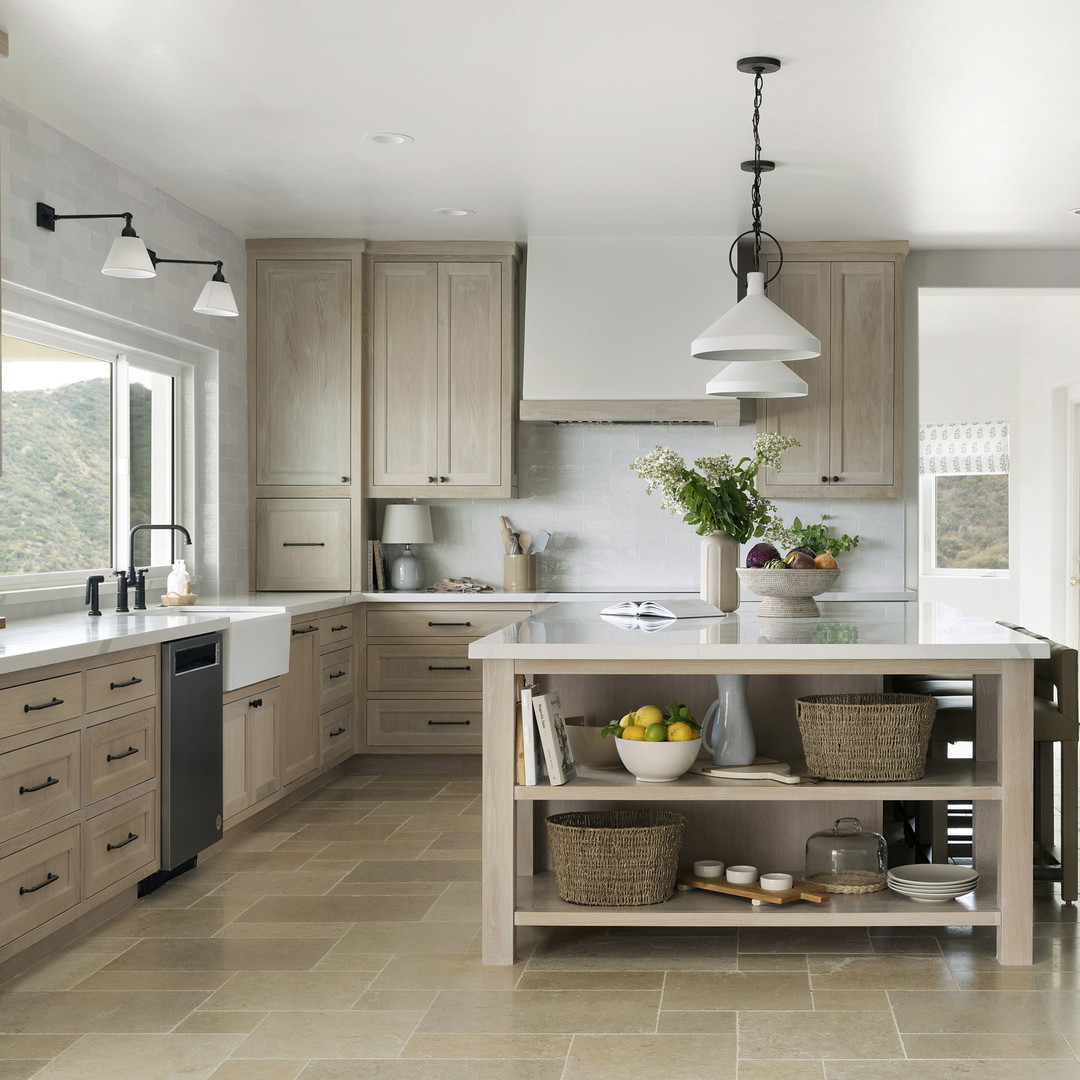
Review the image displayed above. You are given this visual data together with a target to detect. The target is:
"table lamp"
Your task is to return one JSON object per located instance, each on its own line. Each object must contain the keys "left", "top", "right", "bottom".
{"left": 381, "top": 503, "right": 434, "bottom": 591}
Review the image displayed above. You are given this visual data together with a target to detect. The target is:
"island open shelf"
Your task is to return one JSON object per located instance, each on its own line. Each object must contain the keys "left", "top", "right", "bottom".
{"left": 471, "top": 601, "right": 1047, "bottom": 966}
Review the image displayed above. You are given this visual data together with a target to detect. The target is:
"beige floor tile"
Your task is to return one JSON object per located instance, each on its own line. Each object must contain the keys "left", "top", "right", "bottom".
{"left": 891, "top": 989, "right": 1080, "bottom": 1033}
{"left": 26, "top": 1033, "right": 243, "bottom": 1079}
{"left": 73, "top": 970, "right": 232, "bottom": 992}
{"left": 417, "top": 989, "right": 661, "bottom": 1033}
{"left": 0, "top": 1061, "right": 48, "bottom": 1080}
{"left": 287, "top": 822, "right": 401, "bottom": 842}
{"left": 296, "top": 1061, "right": 564, "bottom": 1080}
{"left": 823, "top": 1063, "right": 1080, "bottom": 1080}
{"left": 326, "top": 881, "right": 447, "bottom": 896}
{"left": 208, "top": 1061, "right": 305, "bottom": 1080}
{"left": 304, "top": 840, "right": 432, "bottom": 863}
{"left": 173, "top": 1011, "right": 268, "bottom": 1034}
{"left": 562, "top": 1033, "right": 738, "bottom": 1080}
{"left": 737, "top": 955, "right": 809, "bottom": 971}
{"left": 202, "top": 971, "right": 374, "bottom": 1011}
{"left": 428, "top": 831, "right": 481, "bottom": 849}
{"left": 270, "top": 806, "right": 375, "bottom": 826}
{"left": 738, "top": 1062, "right": 824, "bottom": 1080}
{"left": 365, "top": 801, "right": 474, "bottom": 816}
{"left": 663, "top": 971, "right": 812, "bottom": 1012}
{"left": 85, "top": 908, "right": 234, "bottom": 940}
{"left": 270, "top": 840, "right": 331, "bottom": 853}
{"left": 334, "top": 922, "right": 478, "bottom": 955}
{"left": 372, "top": 955, "right": 525, "bottom": 991}
{"left": 0, "top": 950, "right": 117, "bottom": 992}
{"left": 208, "top": 872, "right": 350, "bottom": 896}
{"left": 188, "top": 896, "right": 264, "bottom": 918}
{"left": 737, "top": 929, "right": 873, "bottom": 955}
{"left": 216, "top": 831, "right": 297, "bottom": 853}
{"left": 340, "top": 860, "right": 480, "bottom": 883}
{"left": 234, "top": 894, "right": 435, "bottom": 923}
{"left": 353, "top": 990, "right": 437, "bottom": 1011}
{"left": 101, "top": 937, "right": 336, "bottom": 971}
{"left": 902, "top": 1033, "right": 1078, "bottom": 1059}
{"left": 1065, "top": 1033, "right": 1080, "bottom": 1057}
{"left": 517, "top": 970, "right": 663, "bottom": 991}
{"left": 418, "top": 848, "right": 481, "bottom": 861}
{"left": 528, "top": 931, "right": 738, "bottom": 971}
{"left": 807, "top": 955, "right": 958, "bottom": 991}
{"left": 400, "top": 1032, "right": 570, "bottom": 1058}
{"left": 656, "top": 1011, "right": 736, "bottom": 1033}
{"left": 204, "top": 850, "right": 323, "bottom": 873}
{"left": 137, "top": 881, "right": 232, "bottom": 909}
{"left": 869, "top": 935, "right": 944, "bottom": 955}
{"left": 213, "top": 921, "right": 353, "bottom": 940}
{"left": 420, "top": 883, "right": 481, "bottom": 922}
{"left": 738, "top": 1010, "right": 904, "bottom": 1059}
{"left": 811, "top": 990, "right": 891, "bottom": 1011}
{"left": 952, "top": 969, "right": 1080, "bottom": 990}
{"left": 312, "top": 953, "right": 394, "bottom": 973}
{"left": 0, "top": 1035, "right": 79, "bottom": 1059}
{"left": 232, "top": 1009, "right": 422, "bottom": 1058}
{"left": 0, "top": 989, "right": 210, "bottom": 1033}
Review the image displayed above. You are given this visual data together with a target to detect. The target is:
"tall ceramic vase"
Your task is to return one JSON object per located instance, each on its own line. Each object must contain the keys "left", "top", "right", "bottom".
{"left": 700, "top": 530, "right": 740, "bottom": 613}
{"left": 701, "top": 673, "right": 755, "bottom": 767}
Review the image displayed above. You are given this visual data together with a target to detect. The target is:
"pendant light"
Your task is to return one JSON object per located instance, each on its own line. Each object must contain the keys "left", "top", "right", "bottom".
{"left": 36, "top": 202, "right": 156, "bottom": 278}
{"left": 705, "top": 360, "right": 808, "bottom": 399}
{"left": 148, "top": 251, "right": 240, "bottom": 317}
{"left": 691, "top": 57, "right": 820, "bottom": 365}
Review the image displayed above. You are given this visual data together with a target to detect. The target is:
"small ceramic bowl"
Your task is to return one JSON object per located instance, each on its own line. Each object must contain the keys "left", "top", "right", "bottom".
{"left": 614, "top": 736, "right": 701, "bottom": 783}
{"left": 694, "top": 860, "right": 725, "bottom": 878}
{"left": 726, "top": 865, "right": 758, "bottom": 884}
{"left": 759, "top": 873, "right": 794, "bottom": 891}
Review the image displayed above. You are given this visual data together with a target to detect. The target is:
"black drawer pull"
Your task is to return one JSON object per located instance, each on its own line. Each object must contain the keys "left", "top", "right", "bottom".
{"left": 283, "top": 542, "right": 325, "bottom": 547}
{"left": 249, "top": 698, "right": 263, "bottom": 709}
{"left": 328, "top": 727, "right": 347, "bottom": 737}
{"left": 24, "top": 697, "right": 64, "bottom": 713}
{"left": 292, "top": 626, "right": 318, "bottom": 635}
{"left": 328, "top": 670, "right": 347, "bottom": 679}
{"left": 19, "top": 776, "right": 60, "bottom": 795}
{"left": 106, "top": 832, "right": 140, "bottom": 852}
{"left": 428, "top": 621, "right": 472, "bottom": 627}
{"left": 331, "top": 624, "right": 349, "bottom": 632}
{"left": 428, "top": 665, "right": 471, "bottom": 671}
{"left": 428, "top": 719, "right": 471, "bottom": 726}
{"left": 106, "top": 746, "right": 139, "bottom": 762}
{"left": 109, "top": 676, "right": 143, "bottom": 690}
{"left": 20, "top": 872, "right": 59, "bottom": 895}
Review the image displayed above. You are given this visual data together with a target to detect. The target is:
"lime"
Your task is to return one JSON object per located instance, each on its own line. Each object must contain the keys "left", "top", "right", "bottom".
{"left": 644, "top": 723, "right": 668, "bottom": 742}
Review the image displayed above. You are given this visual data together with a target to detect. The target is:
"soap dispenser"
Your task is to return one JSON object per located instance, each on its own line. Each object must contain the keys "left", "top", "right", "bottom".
{"left": 166, "top": 559, "right": 191, "bottom": 597}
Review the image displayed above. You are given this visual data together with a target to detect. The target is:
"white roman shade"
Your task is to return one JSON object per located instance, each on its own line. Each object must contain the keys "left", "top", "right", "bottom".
{"left": 918, "top": 421, "right": 1010, "bottom": 476}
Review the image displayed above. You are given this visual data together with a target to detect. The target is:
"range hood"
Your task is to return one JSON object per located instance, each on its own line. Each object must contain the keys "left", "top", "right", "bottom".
{"left": 519, "top": 237, "right": 754, "bottom": 425}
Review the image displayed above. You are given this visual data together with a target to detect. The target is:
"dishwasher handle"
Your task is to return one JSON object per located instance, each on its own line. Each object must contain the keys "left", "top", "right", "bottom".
{"left": 171, "top": 636, "right": 222, "bottom": 676}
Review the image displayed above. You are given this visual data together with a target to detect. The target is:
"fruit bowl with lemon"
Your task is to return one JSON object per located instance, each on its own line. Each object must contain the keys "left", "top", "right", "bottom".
{"left": 601, "top": 702, "right": 702, "bottom": 783}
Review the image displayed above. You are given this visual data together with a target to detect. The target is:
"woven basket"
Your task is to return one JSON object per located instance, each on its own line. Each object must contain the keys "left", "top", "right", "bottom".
{"left": 795, "top": 693, "right": 937, "bottom": 781}
{"left": 805, "top": 870, "right": 887, "bottom": 894}
{"left": 546, "top": 810, "right": 686, "bottom": 906}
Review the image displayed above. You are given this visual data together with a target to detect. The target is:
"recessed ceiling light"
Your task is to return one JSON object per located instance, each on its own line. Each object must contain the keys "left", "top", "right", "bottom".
{"left": 362, "top": 132, "right": 413, "bottom": 144}
{"left": 434, "top": 208, "right": 476, "bottom": 216}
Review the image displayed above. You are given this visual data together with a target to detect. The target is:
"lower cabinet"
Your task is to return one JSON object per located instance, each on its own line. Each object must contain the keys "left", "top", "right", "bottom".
{"left": 222, "top": 680, "right": 281, "bottom": 823}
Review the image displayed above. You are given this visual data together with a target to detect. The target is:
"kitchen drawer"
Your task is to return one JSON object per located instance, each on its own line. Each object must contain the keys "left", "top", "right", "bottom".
{"left": 84, "top": 708, "right": 156, "bottom": 805}
{"left": 320, "top": 646, "right": 354, "bottom": 709}
{"left": 319, "top": 610, "right": 355, "bottom": 648}
{"left": 366, "top": 607, "right": 531, "bottom": 642}
{"left": 85, "top": 656, "right": 156, "bottom": 714}
{"left": 367, "top": 698, "right": 481, "bottom": 747}
{"left": 82, "top": 792, "right": 157, "bottom": 898}
{"left": 319, "top": 701, "right": 353, "bottom": 763}
{"left": 256, "top": 498, "right": 351, "bottom": 591}
{"left": 0, "top": 826, "right": 81, "bottom": 948}
{"left": 367, "top": 645, "right": 480, "bottom": 693}
{"left": 0, "top": 732, "right": 81, "bottom": 840}
{"left": 0, "top": 673, "right": 83, "bottom": 740}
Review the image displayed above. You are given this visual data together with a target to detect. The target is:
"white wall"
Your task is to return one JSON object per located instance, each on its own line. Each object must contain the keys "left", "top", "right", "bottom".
{"left": 1, "top": 101, "right": 249, "bottom": 593}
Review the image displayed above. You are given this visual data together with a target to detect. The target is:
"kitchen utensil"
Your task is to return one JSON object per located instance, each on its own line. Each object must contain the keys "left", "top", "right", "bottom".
{"left": 533, "top": 528, "right": 551, "bottom": 552}
{"left": 500, "top": 517, "right": 515, "bottom": 552}
{"left": 696, "top": 763, "right": 800, "bottom": 784}
{"left": 676, "top": 869, "right": 830, "bottom": 906}
{"left": 510, "top": 532, "right": 522, "bottom": 555}
{"left": 518, "top": 531, "right": 533, "bottom": 555}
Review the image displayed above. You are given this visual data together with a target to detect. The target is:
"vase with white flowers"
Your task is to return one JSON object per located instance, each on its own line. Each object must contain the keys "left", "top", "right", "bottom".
{"left": 629, "top": 433, "right": 800, "bottom": 612}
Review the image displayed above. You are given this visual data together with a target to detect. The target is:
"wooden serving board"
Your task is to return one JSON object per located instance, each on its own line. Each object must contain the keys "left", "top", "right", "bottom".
{"left": 676, "top": 870, "right": 831, "bottom": 906}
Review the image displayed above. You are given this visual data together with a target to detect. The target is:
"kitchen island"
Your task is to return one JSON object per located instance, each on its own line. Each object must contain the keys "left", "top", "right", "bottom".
{"left": 469, "top": 601, "right": 1048, "bottom": 966}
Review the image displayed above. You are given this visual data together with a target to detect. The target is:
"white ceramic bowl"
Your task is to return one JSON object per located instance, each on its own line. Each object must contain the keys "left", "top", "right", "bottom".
{"left": 614, "top": 735, "right": 701, "bottom": 783}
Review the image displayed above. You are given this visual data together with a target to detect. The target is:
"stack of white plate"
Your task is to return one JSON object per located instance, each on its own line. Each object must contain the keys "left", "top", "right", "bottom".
{"left": 886, "top": 863, "right": 979, "bottom": 903}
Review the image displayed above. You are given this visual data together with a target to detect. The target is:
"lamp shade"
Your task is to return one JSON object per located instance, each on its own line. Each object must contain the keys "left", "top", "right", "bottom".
{"left": 705, "top": 360, "right": 808, "bottom": 399}
{"left": 692, "top": 272, "right": 821, "bottom": 362}
{"left": 381, "top": 503, "right": 434, "bottom": 545}
{"left": 194, "top": 278, "right": 240, "bottom": 317}
{"left": 102, "top": 234, "right": 156, "bottom": 279}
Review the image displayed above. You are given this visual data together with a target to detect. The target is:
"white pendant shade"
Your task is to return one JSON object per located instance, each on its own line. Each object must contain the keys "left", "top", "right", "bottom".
{"left": 381, "top": 503, "right": 434, "bottom": 545}
{"left": 705, "top": 360, "right": 808, "bottom": 399}
{"left": 102, "top": 234, "right": 156, "bottom": 279}
{"left": 193, "top": 278, "right": 240, "bottom": 317}
{"left": 692, "top": 272, "right": 821, "bottom": 362}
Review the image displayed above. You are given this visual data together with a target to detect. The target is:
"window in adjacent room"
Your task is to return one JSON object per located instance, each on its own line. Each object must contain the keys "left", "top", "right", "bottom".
{"left": 0, "top": 328, "right": 189, "bottom": 584}
{"left": 918, "top": 420, "right": 1010, "bottom": 576}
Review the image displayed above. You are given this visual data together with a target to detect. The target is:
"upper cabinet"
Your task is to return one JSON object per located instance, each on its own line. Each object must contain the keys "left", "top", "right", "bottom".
{"left": 364, "top": 242, "right": 521, "bottom": 499}
{"left": 754, "top": 241, "right": 908, "bottom": 499}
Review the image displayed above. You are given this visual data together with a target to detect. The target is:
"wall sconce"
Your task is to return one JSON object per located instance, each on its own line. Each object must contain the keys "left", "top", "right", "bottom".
{"left": 36, "top": 201, "right": 156, "bottom": 278}
{"left": 148, "top": 250, "right": 239, "bottom": 318}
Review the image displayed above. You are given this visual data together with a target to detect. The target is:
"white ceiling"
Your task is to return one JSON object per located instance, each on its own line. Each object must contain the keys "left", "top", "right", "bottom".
{"left": 2, "top": 0, "right": 1080, "bottom": 248}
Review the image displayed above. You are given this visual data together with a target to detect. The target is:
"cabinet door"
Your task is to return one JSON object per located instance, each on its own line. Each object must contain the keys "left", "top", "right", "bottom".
{"left": 250, "top": 688, "right": 281, "bottom": 803}
{"left": 255, "top": 498, "right": 351, "bottom": 591}
{"left": 830, "top": 262, "right": 895, "bottom": 488}
{"left": 255, "top": 260, "right": 352, "bottom": 486}
{"left": 370, "top": 262, "right": 440, "bottom": 488}
{"left": 222, "top": 698, "right": 252, "bottom": 820}
{"left": 281, "top": 625, "right": 318, "bottom": 787}
{"left": 439, "top": 262, "right": 505, "bottom": 489}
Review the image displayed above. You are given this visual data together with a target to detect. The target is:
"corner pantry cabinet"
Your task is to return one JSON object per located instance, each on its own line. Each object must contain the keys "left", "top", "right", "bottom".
{"left": 754, "top": 241, "right": 908, "bottom": 499}
{"left": 247, "top": 240, "right": 372, "bottom": 590}
{"left": 364, "top": 242, "right": 522, "bottom": 498}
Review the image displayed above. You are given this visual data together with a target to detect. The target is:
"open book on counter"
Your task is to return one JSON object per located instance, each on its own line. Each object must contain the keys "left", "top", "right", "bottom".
{"left": 600, "top": 597, "right": 724, "bottom": 630}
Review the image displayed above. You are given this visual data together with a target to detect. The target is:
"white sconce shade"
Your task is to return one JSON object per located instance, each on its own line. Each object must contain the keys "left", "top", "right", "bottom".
{"left": 381, "top": 503, "right": 434, "bottom": 545}
{"left": 705, "top": 359, "right": 808, "bottom": 399}
{"left": 102, "top": 234, "right": 156, "bottom": 279}
{"left": 692, "top": 272, "right": 821, "bottom": 363}
{"left": 193, "top": 277, "right": 240, "bottom": 317}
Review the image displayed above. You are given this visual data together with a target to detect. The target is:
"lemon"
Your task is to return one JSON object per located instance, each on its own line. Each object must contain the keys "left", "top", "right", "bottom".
{"left": 666, "top": 721, "right": 696, "bottom": 742}
{"left": 618, "top": 712, "right": 636, "bottom": 728}
{"left": 635, "top": 704, "right": 664, "bottom": 726}
{"left": 621, "top": 724, "right": 646, "bottom": 741}
{"left": 644, "top": 722, "right": 669, "bottom": 742}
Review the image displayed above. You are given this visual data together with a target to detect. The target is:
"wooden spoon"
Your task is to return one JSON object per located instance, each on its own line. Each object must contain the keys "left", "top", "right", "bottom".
{"left": 518, "top": 531, "right": 533, "bottom": 555}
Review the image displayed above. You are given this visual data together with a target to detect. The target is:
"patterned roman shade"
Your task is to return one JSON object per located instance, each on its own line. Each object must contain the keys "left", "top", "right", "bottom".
{"left": 918, "top": 421, "right": 1010, "bottom": 476}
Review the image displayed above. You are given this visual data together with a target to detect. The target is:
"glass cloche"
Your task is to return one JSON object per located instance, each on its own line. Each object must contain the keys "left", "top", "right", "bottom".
{"left": 805, "top": 817, "right": 887, "bottom": 893}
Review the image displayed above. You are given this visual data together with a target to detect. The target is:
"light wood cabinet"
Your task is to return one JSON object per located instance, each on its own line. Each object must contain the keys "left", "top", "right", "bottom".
{"left": 754, "top": 241, "right": 907, "bottom": 499}
{"left": 222, "top": 680, "right": 281, "bottom": 823}
{"left": 365, "top": 243, "right": 521, "bottom": 498}
{"left": 255, "top": 498, "right": 351, "bottom": 591}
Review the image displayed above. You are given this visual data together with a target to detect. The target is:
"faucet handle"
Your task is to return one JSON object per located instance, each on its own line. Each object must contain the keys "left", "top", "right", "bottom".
{"left": 113, "top": 569, "right": 130, "bottom": 613}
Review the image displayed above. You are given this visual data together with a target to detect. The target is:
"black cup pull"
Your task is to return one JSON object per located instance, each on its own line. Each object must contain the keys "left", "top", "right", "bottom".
{"left": 24, "top": 696, "right": 64, "bottom": 713}
{"left": 832, "top": 475, "right": 840, "bottom": 483}
{"left": 249, "top": 698, "right": 263, "bottom": 709}
{"left": 328, "top": 727, "right": 347, "bottom": 737}
{"left": 428, "top": 719, "right": 471, "bottom": 726}
{"left": 19, "top": 775, "right": 60, "bottom": 795}
{"left": 106, "top": 746, "right": 139, "bottom": 762}
{"left": 106, "top": 832, "right": 139, "bottom": 851}
{"left": 428, "top": 665, "right": 471, "bottom": 671}
{"left": 109, "top": 676, "right": 143, "bottom": 690}
{"left": 428, "top": 621, "right": 472, "bottom": 627}
{"left": 821, "top": 475, "right": 829, "bottom": 483}
{"left": 20, "top": 872, "right": 59, "bottom": 895}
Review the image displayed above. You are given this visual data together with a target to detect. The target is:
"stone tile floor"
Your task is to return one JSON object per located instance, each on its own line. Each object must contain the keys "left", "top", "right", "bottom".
{"left": 1, "top": 773, "right": 1079, "bottom": 1079}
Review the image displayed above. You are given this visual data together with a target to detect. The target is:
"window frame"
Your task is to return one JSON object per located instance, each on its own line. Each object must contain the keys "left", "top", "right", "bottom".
{"left": 918, "top": 471, "right": 1010, "bottom": 579}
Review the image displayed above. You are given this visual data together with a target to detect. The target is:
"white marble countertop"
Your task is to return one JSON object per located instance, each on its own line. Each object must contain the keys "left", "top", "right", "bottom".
{"left": 468, "top": 600, "right": 1049, "bottom": 661}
